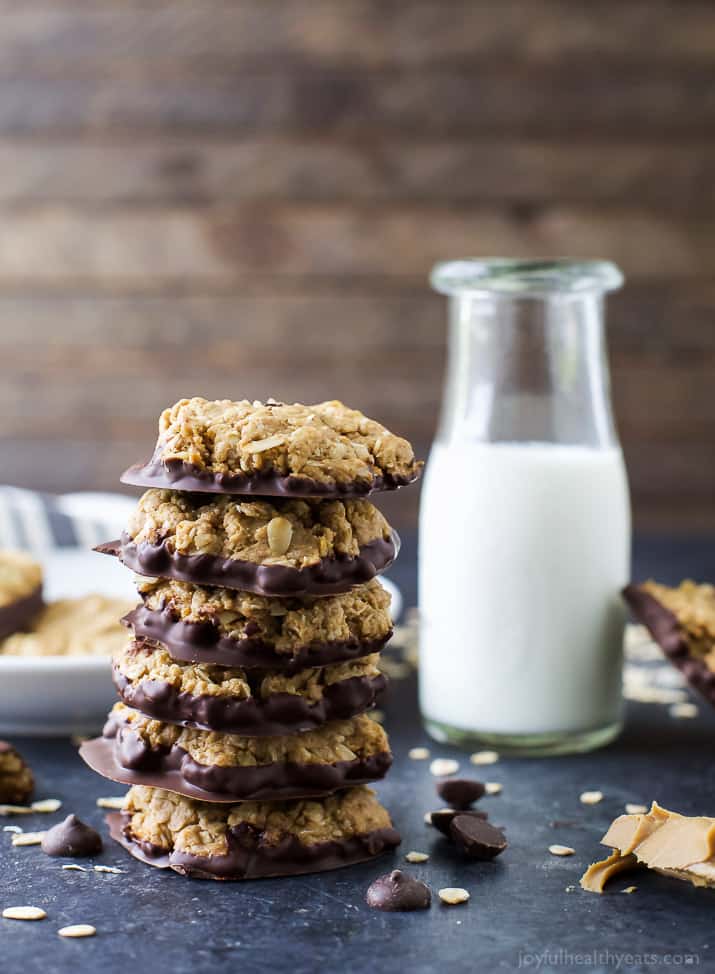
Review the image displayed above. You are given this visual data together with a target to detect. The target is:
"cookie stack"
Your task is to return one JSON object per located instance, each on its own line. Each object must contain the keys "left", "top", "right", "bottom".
{"left": 81, "top": 397, "right": 421, "bottom": 881}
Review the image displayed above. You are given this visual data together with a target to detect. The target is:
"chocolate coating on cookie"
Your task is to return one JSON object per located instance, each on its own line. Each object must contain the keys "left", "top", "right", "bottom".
{"left": 98, "top": 533, "right": 398, "bottom": 598}
{"left": 122, "top": 460, "right": 418, "bottom": 498}
{"left": 80, "top": 733, "right": 392, "bottom": 803}
{"left": 107, "top": 784, "right": 401, "bottom": 880}
{"left": 41, "top": 815, "right": 103, "bottom": 857}
{"left": 623, "top": 584, "right": 715, "bottom": 709}
{"left": 123, "top": 603, "right": 390, "bottom": 673}
{"left": 113, "top": 667, "right": 388, "bottom": 736}
{"left": 109, "top": 813, "right": 401, "bottom": 881}
{"left": 366, "top": 870, "right": 431, "bottom": 911}
{"left": 121, "top": 397, "right": 421, "bottom": 498}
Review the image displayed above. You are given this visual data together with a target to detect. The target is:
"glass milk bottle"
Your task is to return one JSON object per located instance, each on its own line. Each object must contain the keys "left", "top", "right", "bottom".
{"left": 419, "top": 259, "right": 631, "bottom": 755}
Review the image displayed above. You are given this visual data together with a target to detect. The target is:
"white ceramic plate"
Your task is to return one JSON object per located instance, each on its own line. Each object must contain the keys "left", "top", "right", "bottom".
{"left": 0, "top": 548, "right": 402, "bottom": 737}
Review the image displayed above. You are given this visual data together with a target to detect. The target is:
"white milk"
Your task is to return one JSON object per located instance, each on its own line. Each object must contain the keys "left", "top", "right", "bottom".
{"left": 419, "top": 441, "right": 630, "bottom": 736}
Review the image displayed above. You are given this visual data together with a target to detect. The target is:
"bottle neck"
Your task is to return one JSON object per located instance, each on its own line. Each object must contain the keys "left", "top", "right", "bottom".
{"left": 438, "top": 291, "right": 619, "bottom": 448}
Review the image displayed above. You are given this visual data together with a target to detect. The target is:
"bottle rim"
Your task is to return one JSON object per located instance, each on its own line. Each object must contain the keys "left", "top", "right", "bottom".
{"left": 431, "top": 258, "right": 624, "bottom": 297}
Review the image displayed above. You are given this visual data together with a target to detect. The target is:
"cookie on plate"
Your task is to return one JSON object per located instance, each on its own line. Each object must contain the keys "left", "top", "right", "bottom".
{"left": 112, "top": 639, "right": 387, "bottom": 735}
{"left": 108, "top": 784, "right": 401, "bottom": 880}
{"left": 0, "top": 551, "right": 43, "bottom": 641}
{"left": 121, "top": 397, "right": 421, "bottom": 497}
{"left": 124, "top": 577, "right": 392, "bottom": 671}
{"left": 81, "top": 703, "right": 392, "bottom": 802}
{"left": 623, "top": 580, "right": 715, "bottom": 707}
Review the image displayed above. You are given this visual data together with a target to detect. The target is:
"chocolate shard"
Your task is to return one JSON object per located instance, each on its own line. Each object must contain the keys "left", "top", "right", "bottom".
{"left": 41, "top": 814, "right": 103, "bottom": 857}
{"left": 365, "top": 869, "right": 431, "bottom": 911}
{"left": 429, "top": 808, "right": 488, "bottom": 837}
{"left": 436, "top": 778, "right": 486, "bottom": 810}
{"left": 449, "top": 816, "right": 507, "bottom": 861}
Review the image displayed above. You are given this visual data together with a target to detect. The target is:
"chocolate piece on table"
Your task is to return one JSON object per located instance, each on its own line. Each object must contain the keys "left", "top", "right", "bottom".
{"left": 41, "top": 815, "right": 103, "bottom": 857}
{"left": 449, "top": 816, "right": 507, "bottom": 860}
{"left": 436, "top": 778, "right": 486, "bottom": 810}
{"left": 121, "top": 398, "right": 421, "bottom": 498}
{"left": 108, "top": 784, "right": 401, "bottom": 881}
{"left": 581, "top": 801, "right": 715, "bottom": 893}
{"left": 429, "top": 808, "right": 488, "bottom": 837}
{"left": 623, "top": 581, "right": 715, "bottom": 709}
{"left": 366, "top": 870, "right": 431, "bottom": 911}
{"left": 0, "top": 740, "right": 34, "bottom": 804}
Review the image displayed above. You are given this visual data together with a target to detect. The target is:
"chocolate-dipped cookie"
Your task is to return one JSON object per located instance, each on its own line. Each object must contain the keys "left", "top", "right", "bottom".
{"left": 623, "top": 581, "right": 715, "bottom": 709}
{"left": 0, "top": 551, "right": 43, "bottom": 641}
{"left": 112, "top": 639, "right": 387, "bottom": 735}
{"left": 108, "top": 784, "right": 401, "bottom": 880}
{"left": 0, "top": 740, "right": 34, "bottom": 804}
{"left": 81, "top": 704, "right": 392, "bottom": 802}
{"left": 125, "top": 577, "right": 393, "bottom": 672}
{"left": 98, "top": 492, "right": 397, "bottom": 597}
{"left": 121, "top": 398, "right": 421, "bottom": 497}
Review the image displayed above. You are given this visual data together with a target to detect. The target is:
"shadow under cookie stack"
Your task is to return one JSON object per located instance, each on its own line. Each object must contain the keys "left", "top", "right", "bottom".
{"left": 81, "top": 397, "right": 421, "bottom": 880}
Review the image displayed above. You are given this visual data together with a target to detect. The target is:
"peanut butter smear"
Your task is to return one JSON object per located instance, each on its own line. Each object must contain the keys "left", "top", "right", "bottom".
{"left": 580, "top": 802, "right": 715, "bottom": 893}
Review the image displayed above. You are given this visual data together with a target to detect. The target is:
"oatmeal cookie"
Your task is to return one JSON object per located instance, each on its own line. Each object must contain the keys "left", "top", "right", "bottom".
{"left": 98, "top": 492, "right": 397, "bottom": 597}
{"left": 121, "top": 397, "right": 421, "bottom": 497}
{"left": 81, "top": 703, "right": 391, "bottom": 802}
{"left": 112, "top": 639, "right": 387, "bottom": 735}
{"left": 624, "top": 581, "right": 715, "bottom": 708}
{"left": 109, "top": 784, "right": 401, "bottom": 880}
{"left": 0, "top": 551, "right": 43, "bottom": 640}
{"left": 0, "top": 741, "right": 34, "bottom": 804}
{"left": 125, "top": 577, "right": 392, "bottom": 670}
{"left": 0, "top": 595, "right": 133, "bottom": 657}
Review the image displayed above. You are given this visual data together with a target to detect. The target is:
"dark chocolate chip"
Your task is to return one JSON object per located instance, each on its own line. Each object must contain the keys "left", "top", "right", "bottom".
{"left": 41, "top": 814, "right": 103, "bottom": 858}
{"left": 449, "top": 815, "right": 507, "bottom": 860}
{"left": 429, "top": 808, "right": 488, "bottom": 837}
{"left": 436, "top": 778, "right": 486, "bottom": 809}
{"left": 365, "top": 869, "right": 431, "bottom": 911}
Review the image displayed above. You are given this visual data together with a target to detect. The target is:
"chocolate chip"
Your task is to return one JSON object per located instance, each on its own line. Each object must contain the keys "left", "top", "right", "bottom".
{"left": 365, "top": 869, "right": 431, "bottom": 911}
{"left": 436, "top": 778, "right": 486, "bottom": 809}
{"left": 449, "top": 815, "right": 507, "bottom": 860}
{"left": 41, "top": 815, "right": 103, "bottom": 858}
{"left": 429, "top": 808, "right": 488, "bottom": 837}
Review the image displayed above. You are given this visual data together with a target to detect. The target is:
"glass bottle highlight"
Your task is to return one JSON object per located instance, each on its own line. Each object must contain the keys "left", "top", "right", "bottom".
{"left": 419, "top": 259, "right": 631, "bottom": 755}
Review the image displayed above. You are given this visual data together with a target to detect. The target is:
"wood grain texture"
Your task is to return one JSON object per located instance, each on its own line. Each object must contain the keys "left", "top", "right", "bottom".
{"left": 0, "top": 0, "right": 712, "bottom": 534}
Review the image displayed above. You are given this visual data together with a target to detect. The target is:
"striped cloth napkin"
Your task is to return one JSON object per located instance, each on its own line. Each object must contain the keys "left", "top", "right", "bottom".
{"left": 0, "top": 487, "right": 135, "bottom": 553}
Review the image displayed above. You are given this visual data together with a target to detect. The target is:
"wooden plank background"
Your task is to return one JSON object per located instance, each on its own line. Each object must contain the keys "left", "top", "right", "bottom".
{"left": 0, "top": 0, "right": 714, "bottom": 535}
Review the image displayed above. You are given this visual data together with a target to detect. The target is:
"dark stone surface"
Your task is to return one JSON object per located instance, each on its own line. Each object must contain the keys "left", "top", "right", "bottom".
{"left": 2, "top": 535, "right": 714, "bottom": 974}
